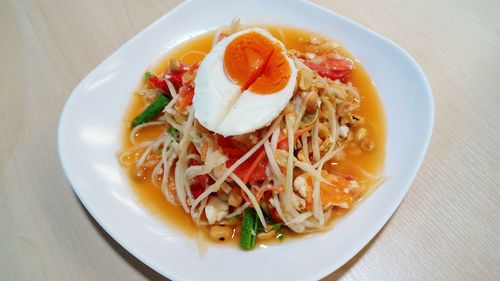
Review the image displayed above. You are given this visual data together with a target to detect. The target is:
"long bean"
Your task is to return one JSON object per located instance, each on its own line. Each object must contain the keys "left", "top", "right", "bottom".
{"left": 240, "top": 208, "right": 258, "bottom": 250}
{"left": 132, "top": 94, "right": 170, "bottom": 127}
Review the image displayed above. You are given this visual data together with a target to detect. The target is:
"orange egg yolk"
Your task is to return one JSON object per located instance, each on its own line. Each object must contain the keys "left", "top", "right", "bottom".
{"left": 223, "top": 32, "right": 291, "bottom": 94}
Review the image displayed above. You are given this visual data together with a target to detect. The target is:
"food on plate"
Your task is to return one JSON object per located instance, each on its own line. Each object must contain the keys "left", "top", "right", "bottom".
{"left": 118, "top": 19, "right": 386, "bottom": 250}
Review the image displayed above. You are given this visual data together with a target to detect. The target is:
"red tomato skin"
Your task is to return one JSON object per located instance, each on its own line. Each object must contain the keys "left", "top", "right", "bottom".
{"left": 217, "top": 136, "right": 268, "bottom": 184}
{"left": 304, "top": 54, "right": 354, "bottom": 83}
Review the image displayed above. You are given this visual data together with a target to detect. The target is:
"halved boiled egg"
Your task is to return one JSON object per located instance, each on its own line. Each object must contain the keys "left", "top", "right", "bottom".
{"left": 193, "top": 28, "right": 297, "bottom": 136}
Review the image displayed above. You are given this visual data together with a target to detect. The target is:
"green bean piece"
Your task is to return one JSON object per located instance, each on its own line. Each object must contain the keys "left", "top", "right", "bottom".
{"left": 168, "top": 127, "right": 179, "bottom": 139}
{"left": 240, "top": 208, "right": 258, "bottom": 250}
{"left": 132, "top": 94, "right": 170, "bottom": 127}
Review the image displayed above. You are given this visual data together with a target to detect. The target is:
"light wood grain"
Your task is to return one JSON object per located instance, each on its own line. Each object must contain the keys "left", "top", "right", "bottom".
{"left": 1, "top": 0, "right": 498, "bottom": 280}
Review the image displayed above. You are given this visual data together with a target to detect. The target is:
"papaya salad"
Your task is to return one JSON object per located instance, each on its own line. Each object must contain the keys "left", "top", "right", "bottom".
{"left": 119, "top": 20, "right": 386, "bottom": 250}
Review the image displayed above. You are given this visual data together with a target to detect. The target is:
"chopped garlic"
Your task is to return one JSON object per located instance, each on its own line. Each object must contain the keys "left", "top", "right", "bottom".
{"left": 205, "top": 197, "right": 229, "bottom": 224}
{"left": 293, "top": 175, "right": 309, "bottom": 198}
{"left": 339, "top": 125, "right": 349, "bottom": 138}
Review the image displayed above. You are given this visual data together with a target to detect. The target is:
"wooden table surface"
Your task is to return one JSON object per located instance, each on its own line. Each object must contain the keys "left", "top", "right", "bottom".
{"left": 1, "top": 0, "right": 499, "bottom": 280}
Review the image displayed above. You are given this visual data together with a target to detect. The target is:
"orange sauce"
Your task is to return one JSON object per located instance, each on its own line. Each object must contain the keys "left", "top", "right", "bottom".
{"left": 121, "top": 26, "right": 386, "bottom": 242}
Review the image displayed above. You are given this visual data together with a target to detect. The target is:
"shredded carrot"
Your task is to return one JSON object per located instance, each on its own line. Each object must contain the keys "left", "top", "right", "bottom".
{"left": 241, "top": 126, "right": 313, "bottom": 184}
{"left": 275, "top": 125, "right": 313, "bottom": 151}
{"left": 241, "top": 188, "right": 253, "bottom": 206}
{"left": 277, "top": 125, "right": 313, "bottom": 144}
{"left": 242, "top": 149, "right": 267, "bottom": 183}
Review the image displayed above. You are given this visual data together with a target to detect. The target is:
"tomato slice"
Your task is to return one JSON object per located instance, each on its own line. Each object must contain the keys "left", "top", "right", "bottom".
{"left": 217, "top": 136, "right": 268, "bottom": 184}
{"left": 189, "top": 158, "right": 209, "bottom": 199}
{"left": 190, "top": 184, "right": 205, "bottom": 199}
{"left": 304, "top": 53, "right": 354, "bottom": 83}
{"left": 176, "top": 85, "right": 194, "bottom": 112}
{"left": 147, "top": 76, "right": 169, "bottom": 93}
{"left": 147, "top": 63, "right": 192, "bottom": 96}
{"left": 174, "top": 62, "right": 201, "bottom": 112}
{"left": 167, "top": 63, "right": 189, "bottom": 90}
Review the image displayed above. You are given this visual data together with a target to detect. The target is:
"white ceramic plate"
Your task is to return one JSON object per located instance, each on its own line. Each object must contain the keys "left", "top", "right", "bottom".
{"left": 58, "top": 0, "right": 433, "bottom": 280}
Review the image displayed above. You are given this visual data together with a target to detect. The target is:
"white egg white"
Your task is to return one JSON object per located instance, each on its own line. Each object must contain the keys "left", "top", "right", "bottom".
{"left": 193, "top": 27, "right": 297, "bottom": 136}
{"left": 192, "top": 35, "right": 241, "bottom": 130}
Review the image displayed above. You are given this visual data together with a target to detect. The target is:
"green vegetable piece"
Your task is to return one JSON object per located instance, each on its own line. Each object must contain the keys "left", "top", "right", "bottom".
{"left": 144, "top": 71, "right": 154, "bottom": 79}
{"left": 272, "top": 223, "right": 282, "bottom": 231}
{"left": 240, "top": 208, "right": 258, "bottom": 250}
{"left": 132, "top": 94, "right": 170, "bottom": 127}
{"left": 157, "top": 149, "right": 162, "bottom": 155}
{"left": 277, "top": 233, "right": 285, "bottom": 241}
{"left": 168, "top": 127, "right": 179, "bottom": 139}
